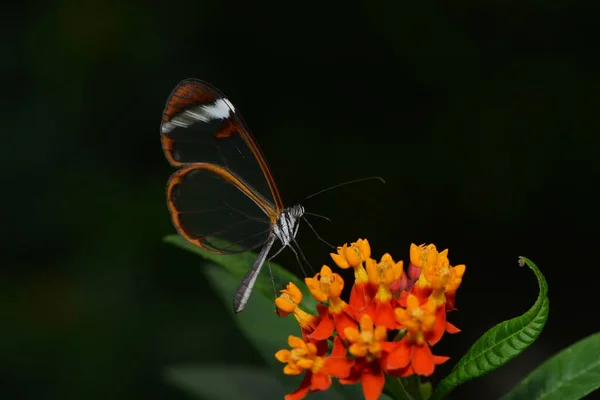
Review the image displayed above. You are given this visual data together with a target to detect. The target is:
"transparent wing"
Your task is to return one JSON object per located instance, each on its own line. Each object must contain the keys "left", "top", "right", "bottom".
{"left": 160, "top": 79, "right": 284, "bottom": 211}
{"left": 167, "top": 163, "right": 277, "bottom": 254}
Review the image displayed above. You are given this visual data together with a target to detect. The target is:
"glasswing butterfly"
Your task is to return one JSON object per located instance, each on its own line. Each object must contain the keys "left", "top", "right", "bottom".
{"left": 160, "top": 79, "right": 305, "bottom": 313}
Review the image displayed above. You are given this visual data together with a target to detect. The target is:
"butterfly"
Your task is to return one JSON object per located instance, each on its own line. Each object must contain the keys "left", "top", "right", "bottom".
{"left": 160, "top": 79, "right": 305, "bottom": 312}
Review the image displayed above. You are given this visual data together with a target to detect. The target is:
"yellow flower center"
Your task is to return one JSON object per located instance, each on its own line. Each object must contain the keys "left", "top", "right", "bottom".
{"left": 344, "top": 314, "right": 387, "bottom": 361}
{"left": 395, "top": 295, "right": 437, "bottom": 344}
{"left": 275, "top": 282, "right": 303, "bottom": 316}
{"left": 328, "top": 296, "right": 348, "bottom": 314}
{"left": 305, "top": 265, "right": 344, "bottom": 302}
{"left": 361, "top": 330, "right": 373, "bottom": 343}
{"left": 367, "top": 254, "right": 403, "bottom": 286}
{"left": 330, "top": 239, "right": 371, "bottom": 270}
{"left": 411, "top": 307, "right": 424, "bottom": 319}
{"left": 275, "top": 336, "right": 321, "bottom": 375}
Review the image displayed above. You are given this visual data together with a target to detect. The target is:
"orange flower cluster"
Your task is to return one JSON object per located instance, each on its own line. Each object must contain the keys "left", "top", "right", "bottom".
{"left": 275, "top": 239, "right": 466, "bottom": 400}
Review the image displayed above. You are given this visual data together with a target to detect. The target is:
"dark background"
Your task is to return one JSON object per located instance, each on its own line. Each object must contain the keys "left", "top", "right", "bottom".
{"left": 4, "top": 1, "right": 600, "bottom": 399}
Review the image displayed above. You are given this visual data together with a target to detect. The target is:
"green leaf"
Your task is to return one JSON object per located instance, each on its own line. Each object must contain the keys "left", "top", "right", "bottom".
{"left": 384, "top": 375, "right": 425, "bottom": 400}
{"left": 499, "top": 332, "right": 600, "bottom": 400}
{"left": 165, "top": 235, "right": 301, "bottom": 373}
{"left": 430, "top": 256, "right": 549, "bottom": 400}
{"left": 165, "top": 365, "right": 285, "bottom": 400}
{"left": 420, "top": 381, "right": 432, "bottom": 399}
{"left": 201, "top": 264, "right": 298, "bottom": 372}
{"left": 163, "top": 234, "right": 317, "bottom": 311}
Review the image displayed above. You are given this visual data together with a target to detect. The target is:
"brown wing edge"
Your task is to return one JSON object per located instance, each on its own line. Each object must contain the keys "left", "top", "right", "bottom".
{"left": 166, "top": 163, "right": 279, "bottom": 254}
{"left": 160, "top": 79, "right": 221, "bottom": 167}
{"left": 161, "top": 79, "right": 219, "bottom": 122}
{"left": 160, "top": 79, "right": 286, "bottom": 211}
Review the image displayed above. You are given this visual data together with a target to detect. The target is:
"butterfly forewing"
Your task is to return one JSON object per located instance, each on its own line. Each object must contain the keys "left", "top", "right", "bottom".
{"left": 167, "top": 163, "right": 276, "bottom": 254}
{"left": 161, "top": 79, "right": 283, "bottom": 211}
{"left": 161, "top": 78, "right": 297, "bottom": 312}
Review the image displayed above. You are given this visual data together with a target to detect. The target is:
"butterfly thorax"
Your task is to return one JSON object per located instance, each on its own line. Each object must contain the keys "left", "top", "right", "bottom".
{"left": 273, "top": 204, "right": 304, "bottom": 246}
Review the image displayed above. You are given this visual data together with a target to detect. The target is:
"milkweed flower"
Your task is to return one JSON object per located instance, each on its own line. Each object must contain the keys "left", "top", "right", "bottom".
{"left": 275, "top": 335, "right": 353, "bottom": 400}
{"left": 330, "top": 239, "right": 372, "bottom": 312}
{"left": 305, "top": 265, "right": 357, "bottom": 340}
{"left": 275, "top": 282, "right": 320, "bottom": 338}
{"left": 275, "top": 239, "right": 466, "bottom": 400}
{"left": 446, "top": 263, "right": 466, "bottom": 310}
{"left": 406, "top": 244, "right": 464, "bottom": 336}
{"left": 365, "top": 254, "right": 403, "bottom": 329}
{"left": 341, "top": 314, "right": 393, "bottom": 400}
{"left": 386, "top": 295, "right": 449, "bottom": 377}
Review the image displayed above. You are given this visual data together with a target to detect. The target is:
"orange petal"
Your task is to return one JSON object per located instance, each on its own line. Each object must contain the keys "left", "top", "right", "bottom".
{"left": 373, "top": 326, "right": 387, "bottom": 342}
{"left": 305, "top": 277, "right": 328, "bottom": 302}
{"left": 373, "top": 300, "right": 396, "bottom": 330}
{"left": 275, "top": 349, "right": 291, "bottom": 363}
{"left": 344, "top": 244, "right": 362, "bottom": 267}
{"left": 309, "top": 306, "right": 335, "bottom": 340}
{"left": 361, "top": 363, "right": 385, "bottom": 400}
{"left": 334, "top": 311, "right": 357, "bottom": 340}
{"left": 320, "top": 265, "right": 333, "bottom": 276}
{"left": 330, "top": 252, "right": 350, "bottom": 269}
{"left": 446, "top": 321, "right": 461, "bottom": 334}
{"left": 406, "top": 294, "right": 419, "bottom": 309}
{"left": 386, "top": 339, "right": 411, "bottom": 370}
{"left": 380, "top": 341, "right": 398, "bottom": 353}
{"left": 409, "top": 243, "right": 424, "bottom": 267}
{"left": 281, "top": 282, "right": 303, "bottom": 303}
{"left": 310, "top": 371, "right": 332, "bottom": 391}
{"left": 356, "top": 238, "right": 371, "bottom": 260}
{"left": 297, "top": 358, "right": 314, "bottom": 370}
{"left": 284, "top": 364, "right": 303, "bottom": 375}
{"left": 428, "top": 307, "right": 446, "bottom": 346}
{"left": 275, "top": 297, "right": 294, "bottom": 316}
{"left": 284, "top": 372, "right": 311, "bottom": 400}
{"left": 359, "top": 314, "right": 374, "bottom": 332}
{"left": 349, "top": 282, "right": 369, "bottom": 312}
{"left": 331, "top": 335, "right": 347, "bottom": 358}
{"left": 323, "top": 357, "right": 353, "bottom": 378}
{"left": 433, "top": 355, "right": 450, "bottom": 365}
{"left": 349, "top": 343, "right": 368, "bottom": 358}
{"left": 412, "top": 344, "right": 435, "bottom": 376}
{"left": 366, "top": 258, "right": 378, "bottom": 285}
{"left": 397, "top": 291, "right": 409, "bottom": 307}
{"left": 288, "top": 335, "right": 305, "bottom": 348}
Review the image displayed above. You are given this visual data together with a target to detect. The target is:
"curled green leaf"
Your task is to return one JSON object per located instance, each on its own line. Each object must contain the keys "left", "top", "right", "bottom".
{"left": 431, "top": 257, "right": 549, "bottom": 399}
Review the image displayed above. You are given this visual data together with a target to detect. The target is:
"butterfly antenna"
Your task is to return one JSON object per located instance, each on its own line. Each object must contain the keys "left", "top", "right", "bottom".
{"left": 304, "top": 211, "right": 333, "bottom": 223}
{"left": 292, "top": 239, "right": 315, "bottom": 275}
{"left": 302, "top": 216, "right": 335, "bottom": 249}
{"left": 304, "top": 176, "right": 386, "bottom": 200}
{"left": 287, "top": 244, "right": 309, "bottom": 277}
